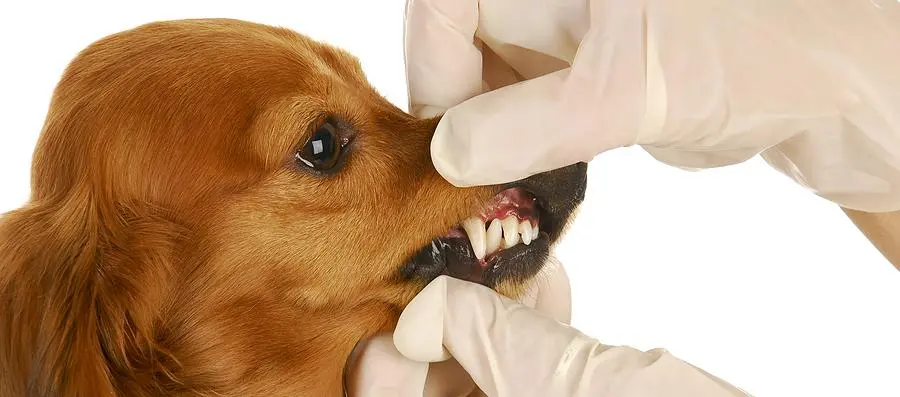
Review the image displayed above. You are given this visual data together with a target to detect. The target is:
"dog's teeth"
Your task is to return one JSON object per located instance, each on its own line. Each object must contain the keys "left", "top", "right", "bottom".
{"left": 533, "top": 223, "right": 539, "bottom": 238}
{"left": 501, "top": 216, "right": 520, "bottom": 248}
{"left": 462, "top": 217, "right": 487, "bottom": 259}
{"left": 486, "top": 219, "right": 502, "bottom": 256}
{"left": 519, "top": 220, "right": 533, "bottom": 245}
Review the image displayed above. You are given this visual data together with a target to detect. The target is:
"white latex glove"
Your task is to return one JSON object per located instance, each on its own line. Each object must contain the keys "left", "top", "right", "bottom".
{"left": 348, "top": 259, "right": 750, "bottom": 397}
{"left": 404, "top": 0, "right": 900, "bottom": 213}
{"left": 391, "top": 277, "right": 748, "bottom": 397}
{"left": 347, "top": 259, "right": 572, "bottom": 396}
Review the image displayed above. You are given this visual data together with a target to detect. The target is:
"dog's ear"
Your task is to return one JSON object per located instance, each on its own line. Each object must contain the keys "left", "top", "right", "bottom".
{"left": 0, "top": 186, "right": 185, "bottom": 396}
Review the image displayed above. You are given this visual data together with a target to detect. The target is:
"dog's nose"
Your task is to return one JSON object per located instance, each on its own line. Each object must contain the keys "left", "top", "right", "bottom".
{"left": 504, "top": 162, "right": 588, "bottom": 205}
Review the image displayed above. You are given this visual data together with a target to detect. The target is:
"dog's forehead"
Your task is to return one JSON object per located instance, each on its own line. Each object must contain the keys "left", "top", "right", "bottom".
{"left": 131, "top": 20, "right": 364, "bottom": 94}
{"left": 35, "top": 20, "right": 378, "bottom": 199}
{"left": 120, "top": 21, "right": 368, "bottom": 145}
{"left": 224, "top": 21, "right": 366, "bottom": 89}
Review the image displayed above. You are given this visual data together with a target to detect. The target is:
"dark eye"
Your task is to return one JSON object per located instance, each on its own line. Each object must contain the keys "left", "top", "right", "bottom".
{"left": 295, "top": 121, "right": 346, "bottom": 171}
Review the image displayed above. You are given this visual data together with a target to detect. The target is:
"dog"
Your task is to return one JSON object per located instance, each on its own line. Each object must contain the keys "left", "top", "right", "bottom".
{"left": 0, "top": 18, "right": 586, "bottom": 396}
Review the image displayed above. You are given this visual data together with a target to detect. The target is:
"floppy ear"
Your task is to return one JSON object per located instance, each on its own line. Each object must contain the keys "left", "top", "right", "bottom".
{"left": 0, "top": 186, "right": 185, "bottom": 396}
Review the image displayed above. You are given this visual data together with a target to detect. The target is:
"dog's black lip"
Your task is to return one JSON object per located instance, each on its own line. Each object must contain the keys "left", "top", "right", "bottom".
{"left": 423, "top": 233, "right": 550, "bottom": 287}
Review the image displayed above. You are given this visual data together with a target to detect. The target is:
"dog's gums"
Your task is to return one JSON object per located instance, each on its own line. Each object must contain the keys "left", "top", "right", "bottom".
{"left": 458, "top": 187, "right": 541, "bottom": 261}
{"left": 402, "top": 163, "right": 587, "bottom": 289}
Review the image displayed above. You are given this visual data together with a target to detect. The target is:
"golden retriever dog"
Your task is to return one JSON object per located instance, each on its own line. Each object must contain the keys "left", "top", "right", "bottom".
{"left": 0, "top": 18, "right": 586, "bottom": 396}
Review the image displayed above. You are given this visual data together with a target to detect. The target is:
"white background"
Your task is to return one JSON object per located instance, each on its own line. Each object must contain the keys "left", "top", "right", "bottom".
{"left": 2, "top": 1, "right": 899, "bottom": 396}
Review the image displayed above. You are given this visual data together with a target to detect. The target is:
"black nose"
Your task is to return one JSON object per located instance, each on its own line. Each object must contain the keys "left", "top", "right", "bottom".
{"left": 501, "top": 162, "right": 588, "bottom": 240}
{"left": 505, "top": 162, "right": 587, "bottom": 209}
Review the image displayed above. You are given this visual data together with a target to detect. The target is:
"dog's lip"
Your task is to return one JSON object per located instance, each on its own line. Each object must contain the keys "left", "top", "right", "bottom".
{"left": 430, "top": 234, "right": 547, "bottom": 285}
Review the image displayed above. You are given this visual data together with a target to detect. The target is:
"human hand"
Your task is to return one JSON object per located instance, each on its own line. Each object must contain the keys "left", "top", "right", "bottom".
{"left": 404, "top": 0, "right": 634, "bottom": 187}
{"left": 347, "top": 257, "right": 749, "bottom": 396}
{"left": 345, "top": 258, "right": 572, "bottom": 396}
{"left": 405, "top": 0, "right": 900, "bottom": 214}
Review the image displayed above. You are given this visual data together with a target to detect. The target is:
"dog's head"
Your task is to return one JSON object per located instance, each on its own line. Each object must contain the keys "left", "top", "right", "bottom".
{"left": 0, "top": 19, "right": 586, "bottom": 396}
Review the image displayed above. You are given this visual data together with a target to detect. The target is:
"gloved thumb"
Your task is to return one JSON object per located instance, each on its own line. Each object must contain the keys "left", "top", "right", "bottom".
{"left": 393, "top": 275, "right": 591, "bottom": 396}
{"left": 393, "top": 276, "right": 751, "bottom": 397}
{"left": 430, "top": 64, "right": 642, "bottom": 187}
{"left": 432, "top": 68, "right": 575, "bottom": 187}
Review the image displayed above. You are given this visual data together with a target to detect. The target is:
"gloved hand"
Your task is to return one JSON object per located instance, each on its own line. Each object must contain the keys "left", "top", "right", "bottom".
{"left": 346, "top": 258, "right": 573, "bottom": 396}
{"left": 348, "top": 259, "right": 751, "bottom": 396}
{"left": 404, "top": 0, "right": 900, "bottom": 213}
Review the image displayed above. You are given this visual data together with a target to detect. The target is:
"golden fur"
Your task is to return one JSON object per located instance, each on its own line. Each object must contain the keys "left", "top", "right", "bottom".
{"left": 0, "top": 19, "right": 578, "bottom": 396}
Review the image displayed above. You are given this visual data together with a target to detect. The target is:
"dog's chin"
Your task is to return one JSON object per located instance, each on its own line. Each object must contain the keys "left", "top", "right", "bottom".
{"left": 402, "top": 162, "right": 588, "bottom": 295}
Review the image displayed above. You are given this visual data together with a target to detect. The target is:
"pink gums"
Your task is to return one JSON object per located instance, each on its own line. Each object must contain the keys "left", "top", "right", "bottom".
{"left": 443, "top": 188, "right": 541, "bottom": 267}
{"left": 478, "top": 187, "right": 539, "bottom": 223}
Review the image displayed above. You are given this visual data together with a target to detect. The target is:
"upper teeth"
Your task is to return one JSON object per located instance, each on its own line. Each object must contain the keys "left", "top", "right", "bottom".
{"left": 486, "top": 219, "right": 502, "bottom": 255}
{"left": 461, "top": 218, "right": 487, "bottom": 259}
{"left": 461, "top": 216, "right": 539, "bottom": 260}
{"left": 501, "top": 217, "right": 519, "bottom": 248}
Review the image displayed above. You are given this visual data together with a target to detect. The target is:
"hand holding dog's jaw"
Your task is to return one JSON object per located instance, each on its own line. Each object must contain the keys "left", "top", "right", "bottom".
{"left": 347, "top": 259, "right": 571, "bottom": 396}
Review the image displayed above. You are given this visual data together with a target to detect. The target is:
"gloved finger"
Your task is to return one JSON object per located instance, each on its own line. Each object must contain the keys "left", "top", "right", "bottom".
{"left": 425, "top": 260, "right": 571, "bottom": 396}
{"left": 460, "top": 0, "right": 590, "bottom": 94}
{"left": 473, "top": 0, "right": 588, "bottom": 74}
{"left": 424, "top": 260, "right": 571, "bottom": 397}
{"left": 347, "top": 334, "right": 480, "bottom": 396}
{"left": 344, "top": 333, "right": 428, "bottom": 396}
{"left": 395, "top": 276, "right": 751, "bottom": 396}
{"left": 403, "top": 0, "right": 481, "bottom": 118}
{"left": 347, "top": 263, "right": 571, "bottom": 397}
{"left": 422, "top": 357, "right": 478, "bottom": 397}
{"left": 430, "top": 1, "right": 651, "bottom": 187}
{"left": 404, "top": 0, "right": 590, "bottom": 119}
{"left": 430, "top": 67, "right": 637, "bottom": 187}
{"left": 394, "top": 276, "right": 584, "bottom": 395}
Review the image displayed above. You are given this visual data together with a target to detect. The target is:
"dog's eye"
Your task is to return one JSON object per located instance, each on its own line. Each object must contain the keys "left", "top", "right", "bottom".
{"left": 296, "top": 121, "right": 345, "bottom": 171}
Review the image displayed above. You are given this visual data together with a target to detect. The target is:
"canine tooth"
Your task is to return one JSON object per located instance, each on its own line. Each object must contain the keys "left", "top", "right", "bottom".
{"left": 519, "top": 220, "right": 533, "bottom": 245}
{"left": 533, "top": 223, "right": 539, "bottom": 238}
{"left": 486, "top": 219, "right": 502, "bottom": 255}
{"left": 461, "top": 217, "right": 487, "bottom": 259}
{"left": 501, "top": 216, "right": 520, "bottom": 248}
